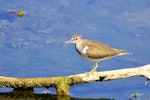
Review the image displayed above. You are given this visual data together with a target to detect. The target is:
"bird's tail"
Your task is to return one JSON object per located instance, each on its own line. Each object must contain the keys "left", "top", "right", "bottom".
{"left": 118, "top": 50, "right": 133, "bottom": 56}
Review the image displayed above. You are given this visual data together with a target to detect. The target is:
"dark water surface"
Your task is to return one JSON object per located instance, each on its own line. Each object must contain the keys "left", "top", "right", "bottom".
{"left": 0, "top": 0, "right": 150, "bottom": 99}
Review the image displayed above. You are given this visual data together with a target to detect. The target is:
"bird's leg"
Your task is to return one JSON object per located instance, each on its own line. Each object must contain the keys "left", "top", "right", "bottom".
{"left": 90, "top": 63, "right": 99, "bottom": 73}
{"left": 84, "top": 63, "right": 99, "bottom": 78}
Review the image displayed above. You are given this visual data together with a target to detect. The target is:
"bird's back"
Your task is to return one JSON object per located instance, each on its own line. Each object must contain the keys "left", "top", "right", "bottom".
{"left": 79, "top": 39, "right": 128, "bottom": 59}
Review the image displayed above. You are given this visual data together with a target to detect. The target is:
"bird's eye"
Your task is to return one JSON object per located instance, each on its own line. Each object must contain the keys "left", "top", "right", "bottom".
{"left": 75, "top": 38, "right": 78, "bottom": 40}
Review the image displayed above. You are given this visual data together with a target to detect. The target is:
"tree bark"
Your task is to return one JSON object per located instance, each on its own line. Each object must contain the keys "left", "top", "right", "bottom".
{"left": 0, "top": 64, "right": 150, "bottom": 95}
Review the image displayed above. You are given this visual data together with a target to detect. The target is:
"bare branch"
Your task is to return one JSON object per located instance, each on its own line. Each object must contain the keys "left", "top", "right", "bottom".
{"left": 0, "top": 64, "right": 150, "bottom": 95}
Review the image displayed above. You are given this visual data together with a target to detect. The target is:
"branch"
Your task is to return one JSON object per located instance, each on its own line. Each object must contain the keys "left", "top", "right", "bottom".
{"left": 0, "top": 64, "right": 150, "bottom": 96}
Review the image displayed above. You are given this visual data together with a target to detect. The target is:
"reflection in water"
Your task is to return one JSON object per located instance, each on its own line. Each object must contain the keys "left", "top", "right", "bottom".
{"left": 0, "top": 89, "right": 113, "bottom": 100}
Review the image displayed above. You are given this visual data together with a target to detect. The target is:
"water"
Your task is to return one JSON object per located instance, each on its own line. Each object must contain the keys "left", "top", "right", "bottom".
{"left": 0, "top": 0, "right": 150, "bottom": 99}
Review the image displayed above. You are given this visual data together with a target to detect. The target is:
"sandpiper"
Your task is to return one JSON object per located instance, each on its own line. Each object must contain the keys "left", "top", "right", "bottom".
{"left": 63, "top": 34, "right": 128, "bottom": 73}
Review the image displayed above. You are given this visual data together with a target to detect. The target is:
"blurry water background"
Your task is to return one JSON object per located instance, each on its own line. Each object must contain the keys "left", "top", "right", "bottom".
{"left": 0, "top": 0, "right": 150, "bottom": 99}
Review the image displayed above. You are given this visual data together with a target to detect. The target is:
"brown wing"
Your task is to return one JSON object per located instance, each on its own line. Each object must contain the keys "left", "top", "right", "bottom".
{"left": 85, "top": 40, "right": 126, "bottom": 59}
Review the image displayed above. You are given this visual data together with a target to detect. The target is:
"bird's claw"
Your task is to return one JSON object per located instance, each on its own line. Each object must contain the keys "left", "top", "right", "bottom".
{"left": 84, "top": 70, "right": 97, "bottom": 77}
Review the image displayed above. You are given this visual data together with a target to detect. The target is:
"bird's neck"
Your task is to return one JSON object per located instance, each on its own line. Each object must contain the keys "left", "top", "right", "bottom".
{"left": 75, "top": 40, "right": 85, "bottom": 53}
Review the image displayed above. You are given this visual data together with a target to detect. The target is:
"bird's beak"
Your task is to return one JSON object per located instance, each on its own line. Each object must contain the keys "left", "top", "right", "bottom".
{"left": 61, "top": 40, "right": 72, "bottom": 45}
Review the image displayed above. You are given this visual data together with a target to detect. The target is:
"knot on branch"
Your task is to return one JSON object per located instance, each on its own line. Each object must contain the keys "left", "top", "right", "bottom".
{"left": 56, "top": 77, "right": 70, "bottom": 95}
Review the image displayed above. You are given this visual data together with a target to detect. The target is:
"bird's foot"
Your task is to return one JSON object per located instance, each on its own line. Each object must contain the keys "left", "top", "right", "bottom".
{"left": 84, "top": 71, "right": 90, "bottom": 77}
{"left": 84, "top": 70, "right": 97, "bottom": 77}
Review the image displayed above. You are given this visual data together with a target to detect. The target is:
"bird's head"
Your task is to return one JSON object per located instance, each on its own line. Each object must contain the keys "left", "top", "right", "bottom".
{"left": 63, "top": 34, "right": 84, "bottom": 44}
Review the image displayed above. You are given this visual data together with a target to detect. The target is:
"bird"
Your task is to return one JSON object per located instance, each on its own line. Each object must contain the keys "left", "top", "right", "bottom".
{"left": 63, "top": 34, "right": 129, "bottom": 73}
